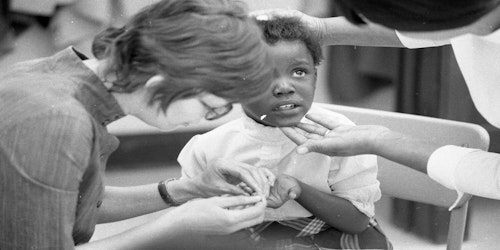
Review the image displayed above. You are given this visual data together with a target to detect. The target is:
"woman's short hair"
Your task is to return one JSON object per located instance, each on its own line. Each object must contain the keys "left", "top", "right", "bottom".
{"left": 334, "top": 0, "right": 500, "bottom": 31}
{"left": 256, "top": 17, "right": 323, "bottom": 66}
{"left": 92, "top": 0, "right": 272, "bottom": 111}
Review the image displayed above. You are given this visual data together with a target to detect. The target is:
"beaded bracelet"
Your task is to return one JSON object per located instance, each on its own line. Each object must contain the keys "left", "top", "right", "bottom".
{"left": 158, "top": 178, "right": 181, "bottom": 206}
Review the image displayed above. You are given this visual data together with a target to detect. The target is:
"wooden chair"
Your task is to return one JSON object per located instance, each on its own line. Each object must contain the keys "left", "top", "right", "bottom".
{"left": 316, "top": 103, "right": 490, "bottom": 250}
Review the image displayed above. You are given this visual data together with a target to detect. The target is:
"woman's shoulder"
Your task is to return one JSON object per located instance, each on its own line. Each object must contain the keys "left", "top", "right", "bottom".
{"left": 0, "top": 89, "right": 93, "bottom": 137}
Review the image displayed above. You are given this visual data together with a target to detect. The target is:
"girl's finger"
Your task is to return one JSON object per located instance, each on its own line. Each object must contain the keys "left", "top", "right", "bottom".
{"left": 238, "top": 164, "right": 267, "bottom": 195}
{"left": 261, "top": 168, "right": 276, "bottom": 187}
{"left": 255, "top": 168, "right": 274, "bottom": 197}
{"left": 220, "top": 164, "right": 263, "bottom": 195}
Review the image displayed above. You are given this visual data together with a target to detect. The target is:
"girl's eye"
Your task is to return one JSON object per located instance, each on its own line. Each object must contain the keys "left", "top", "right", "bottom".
{"left": 292, "top": 69, "right": 306, "bottom": 77}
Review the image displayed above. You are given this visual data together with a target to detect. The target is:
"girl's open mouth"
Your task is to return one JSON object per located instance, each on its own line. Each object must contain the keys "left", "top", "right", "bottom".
{"left": 273, "top": 104, "right": 297, "bottom": 111}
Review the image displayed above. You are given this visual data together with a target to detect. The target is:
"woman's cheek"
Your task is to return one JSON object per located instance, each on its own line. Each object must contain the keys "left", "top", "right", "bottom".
{"left": 165, "top": 99, "right": 205, "bottom": 126}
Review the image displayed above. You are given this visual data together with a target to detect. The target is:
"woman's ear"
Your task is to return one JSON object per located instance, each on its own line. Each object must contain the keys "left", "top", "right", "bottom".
{"left": 145, "top": 75, "right": 165, "bottom": 89}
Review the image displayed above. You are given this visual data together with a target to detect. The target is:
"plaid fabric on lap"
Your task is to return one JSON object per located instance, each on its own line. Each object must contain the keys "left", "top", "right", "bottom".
{"left": 246, "top": 217, "right": 393, "bottom": 250}
{"left": 248, "top": 216, "right": 329, "bottom": 242}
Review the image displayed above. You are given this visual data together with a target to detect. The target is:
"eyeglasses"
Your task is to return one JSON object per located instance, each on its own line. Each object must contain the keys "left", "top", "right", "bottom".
{"left": 172, "top": 88, "right": 233, "bottom": 121}
{"left": 204, "top": 102, "right": 233, "bottom": 121}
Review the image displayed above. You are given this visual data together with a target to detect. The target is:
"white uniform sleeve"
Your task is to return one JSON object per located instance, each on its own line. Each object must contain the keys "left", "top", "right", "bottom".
{"left": 395, "top": 30, "right": 451, "bottom": 49}
{"left": 428, "top": 145, "right": 500, "bottom": 201}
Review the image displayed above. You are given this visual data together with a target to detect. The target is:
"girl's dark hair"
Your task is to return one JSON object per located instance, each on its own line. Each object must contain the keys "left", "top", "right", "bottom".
{"left": 256, "top": 17, "right": 323, "bottom": 66}
{"left": 92, "top": 0, "right": 272, "bottom": 111}
{"left": 333, "top": 0, "right": 500, "bottom": 31}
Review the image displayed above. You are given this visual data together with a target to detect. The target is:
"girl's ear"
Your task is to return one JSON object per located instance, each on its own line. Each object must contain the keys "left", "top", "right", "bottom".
{"left": 145, "top": 75, "right": 165, "bottom": 89}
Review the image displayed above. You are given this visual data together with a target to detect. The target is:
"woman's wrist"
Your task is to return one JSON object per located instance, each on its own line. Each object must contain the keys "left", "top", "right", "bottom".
{"left": 369, "top": 127, "right": 439, "bottom": 173}
{"left": 319, "top": 17, "right": 342, "bottom": 46}
{"left": 311, "top": 16, "right": 328, "bottom": 46}
{"left": 158, "top": 179, "right": 182, "bottom": 206}
{"left": 165, "top": 178, "right": 201, "bottom": 204}
{"left": 368, "top": 126, "right": 403, "bottom": 155}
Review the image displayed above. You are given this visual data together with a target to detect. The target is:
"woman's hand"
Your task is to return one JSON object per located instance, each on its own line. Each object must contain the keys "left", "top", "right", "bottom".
{"left": 191, "top": 158, "right": 275, "bottom": 198}
{"left": 250, "top": 9, "right": 326, "bottom": 45}
{"left": 80, "top": 196, "right": 267, "bottom": 249}
{"left": 169, "top": 195, "right": 266, "bottom": 235}
{"left": 267, "top": 174, "right": 301, "bottom": 208}
{"left": 280, "top": 113, "right": 391, "bottom": 157}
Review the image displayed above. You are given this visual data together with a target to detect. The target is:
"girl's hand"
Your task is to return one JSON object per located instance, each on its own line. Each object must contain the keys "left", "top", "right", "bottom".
{"left": 280, "top": 113, "right": 391, "bottom": 157}
{"left": 250, "top": 9, "right": 326, "bottom": 46}
{"left": 267, "top": 174, "right": 301, "bottom": 208}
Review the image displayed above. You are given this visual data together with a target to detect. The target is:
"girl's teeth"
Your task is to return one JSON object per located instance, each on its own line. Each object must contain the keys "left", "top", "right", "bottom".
{"left": 278, "top": 104, "right": 295, "bottom": 110}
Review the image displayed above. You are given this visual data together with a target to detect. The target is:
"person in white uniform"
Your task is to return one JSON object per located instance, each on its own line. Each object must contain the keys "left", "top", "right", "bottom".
{"left": 253, "top": 0, "right": 500, "bottom": 200}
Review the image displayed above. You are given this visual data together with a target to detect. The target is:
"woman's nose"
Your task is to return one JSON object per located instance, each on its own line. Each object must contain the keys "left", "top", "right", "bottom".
{"left": 273, "top": 79, "right": 295, "bottom": 97}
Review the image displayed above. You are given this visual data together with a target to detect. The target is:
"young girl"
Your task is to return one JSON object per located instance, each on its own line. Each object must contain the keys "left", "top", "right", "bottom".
{"left": 178, "top": 17, "right": 392, "bottom": 249}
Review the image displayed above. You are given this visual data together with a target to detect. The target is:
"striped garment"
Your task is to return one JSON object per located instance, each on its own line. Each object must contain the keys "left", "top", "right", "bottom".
{"left": 247, "top": 217, "right": 393, "bottom": 250}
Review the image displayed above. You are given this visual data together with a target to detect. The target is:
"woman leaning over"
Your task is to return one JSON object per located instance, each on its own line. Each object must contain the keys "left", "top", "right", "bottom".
{"left": 0, "top": 0, "right": 275, "bottom": 249}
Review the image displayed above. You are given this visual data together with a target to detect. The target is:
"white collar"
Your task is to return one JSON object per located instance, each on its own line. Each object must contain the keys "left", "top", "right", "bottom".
{"left": 241, "top": 113, "right": 290, "bottom": 143}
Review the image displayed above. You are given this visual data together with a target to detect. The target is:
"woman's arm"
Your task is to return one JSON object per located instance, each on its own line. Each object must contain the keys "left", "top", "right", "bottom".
{"left": 252, "top": 8, "right": 500, "bottom": 48}
{"left": 79, "top": 195, "right": 266, "bottom": 250}
{"left": 98, "top": 184, "right": 170, "bottom": 223}
{"left": 99, "top": 178, "right": 213, "bottom": 223}
{"left": 280, "top": 113, "right": 500, "bottom": 200}
{"left": 251, "top": 10, "right": 404, "bottom": 47}
{"left": 320, "top": 16, "right": 404, "bottom": 47}
{"left": 428, "top": 146, "right": 500, "bottom": 200}
{"left": 280, "top": 113, "right": 439, "bottom": 174}
{"left": 99, "top": 158, "right": 274, "bottom": 223}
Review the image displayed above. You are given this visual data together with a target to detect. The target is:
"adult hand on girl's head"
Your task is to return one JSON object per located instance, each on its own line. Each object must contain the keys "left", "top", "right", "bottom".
{"left": 193, "top": 158, "right": 275, "bottom": 198}
{"left": 170, "top": 195, "right": 266, "bottom": 235}
{"left": 280, "top": 113, "right": 391, "bottom": 157}
{"left": 267, "top": 174, "right": 301, "bottom": 209}
{"left": 249, "top": 9, "right": 326, "bottom": 46}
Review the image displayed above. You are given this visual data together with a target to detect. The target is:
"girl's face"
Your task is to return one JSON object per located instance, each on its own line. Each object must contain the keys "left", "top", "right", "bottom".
{"left": 136, "top": 91, "right": 232, "bottom": 131}
{"left": 242, "top": 40, "right": 316, "bottom": 127}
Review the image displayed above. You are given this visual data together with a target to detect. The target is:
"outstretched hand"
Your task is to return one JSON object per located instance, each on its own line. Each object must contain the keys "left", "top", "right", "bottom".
{"left": 267, "top": 174, "right": 301, "bottom": 208}
{"left": 280, "top": 113, "right": 390, "bottom": 157}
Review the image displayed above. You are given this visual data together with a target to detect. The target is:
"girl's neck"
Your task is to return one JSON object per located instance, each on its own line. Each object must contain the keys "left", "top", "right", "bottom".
{"left": 243, "top": 110, "right": 276, "bottom": 127}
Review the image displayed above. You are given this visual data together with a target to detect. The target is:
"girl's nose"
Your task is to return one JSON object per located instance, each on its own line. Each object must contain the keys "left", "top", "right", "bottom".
{"left": 272, "top": 79, "right": 295, "bottom": 97}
